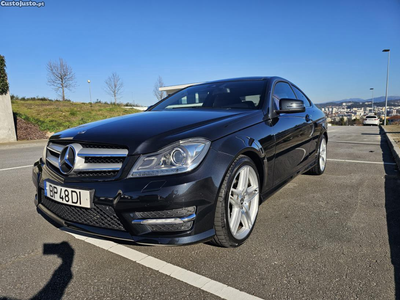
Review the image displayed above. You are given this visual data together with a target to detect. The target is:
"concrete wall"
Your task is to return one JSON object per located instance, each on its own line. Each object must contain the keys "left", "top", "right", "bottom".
{"left": 122, "top": 106, "right": 148, "bottom": 111}
{"left": 0, "top": 92, "right": 17, "bottom": 143}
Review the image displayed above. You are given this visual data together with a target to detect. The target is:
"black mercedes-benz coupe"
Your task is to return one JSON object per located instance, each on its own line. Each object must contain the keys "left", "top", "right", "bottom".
{"left": 32, "top": 77, "right": 327, "bottom": 247}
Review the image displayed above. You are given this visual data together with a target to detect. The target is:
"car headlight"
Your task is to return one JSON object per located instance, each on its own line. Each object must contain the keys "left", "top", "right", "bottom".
{"left": 128, "top": 138, "right": 211, "bottom": 177}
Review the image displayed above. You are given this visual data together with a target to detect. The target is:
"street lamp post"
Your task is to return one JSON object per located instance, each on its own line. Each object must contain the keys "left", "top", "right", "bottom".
{"left": 370, "top": 87, "right": 374, "bottom": 113}
{"left": 382, "top": 49, "right": 390, "bottom": 126}
{"left": 87, "top": 80, "right": 92, "bottom": 102}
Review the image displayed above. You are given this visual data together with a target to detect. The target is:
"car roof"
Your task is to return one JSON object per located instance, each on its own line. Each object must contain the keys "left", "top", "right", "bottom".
{"left": 205, "top": 76, "right": 285, "bottom": 84}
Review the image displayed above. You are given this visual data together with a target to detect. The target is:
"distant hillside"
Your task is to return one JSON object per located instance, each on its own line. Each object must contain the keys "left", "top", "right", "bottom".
{"left": 316, "top": 98, "right": 400, "bottom": 109}
{"left": 11, "top": 96, "right": 141, "bottom": 133}
{"left": 320, "top": 96, "right": 400, "bottom": 105}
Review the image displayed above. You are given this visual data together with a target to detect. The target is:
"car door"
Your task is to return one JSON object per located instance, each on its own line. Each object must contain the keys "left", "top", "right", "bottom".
{"left": 291, "top": 84, "right": 316, "bottom": 163}
{"left": 270, "top": 81, "right": 313, "bottom": 186}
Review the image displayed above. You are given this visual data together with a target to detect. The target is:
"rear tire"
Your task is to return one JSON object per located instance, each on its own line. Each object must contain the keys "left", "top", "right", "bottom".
{"left": 306, "top": 135, "right": 327, "bottom": 175}
{"left": 211, "top": 155, "right": 260, "bottom": 248}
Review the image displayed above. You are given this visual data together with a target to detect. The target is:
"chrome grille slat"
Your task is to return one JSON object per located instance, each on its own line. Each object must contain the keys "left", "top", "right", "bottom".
{"left": 76, "top": 164, "right": 122, "bottom": 171}
{"left": 78, "top": 153, "right": 127, "bottom": 157}
{"left": 47, "top": 143, "right": 64, "bottom": 154}
{"left": 46, "top": 155, "right": 59, "bottom": 167}
{"left": 45, "top": 141, "right": 128, "bottom": 178}
{"left": 78, "top": 148, "right": 128, "bottom": 157}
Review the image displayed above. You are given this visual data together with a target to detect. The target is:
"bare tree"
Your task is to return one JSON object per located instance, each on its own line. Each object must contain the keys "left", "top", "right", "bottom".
{"left": 105, "top": 72, "right": 124, "bottom": 104}
{"left": 153, "top": 75, "right": 167, "bottom": 101}
{"left": 46, "top": 58, "right": 77, "bottom": 101}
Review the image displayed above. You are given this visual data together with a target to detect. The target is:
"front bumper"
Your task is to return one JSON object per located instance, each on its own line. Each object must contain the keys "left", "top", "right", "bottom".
{"left": 32, "top": 149, "right": 233, "bottom": 245}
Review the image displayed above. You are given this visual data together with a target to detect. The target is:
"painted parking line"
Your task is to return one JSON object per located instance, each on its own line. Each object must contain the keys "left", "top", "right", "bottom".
{"left": 0, "top": 165, "right": 32, "bottom": 172}
{"left": 327, "top": 158, "right": 396, "bottom": 165}
{"left": 329, "top": 141, "right": 381, "bottom": 145}
{"left": 62, "top": 228, "right": 263, "bottom": 300}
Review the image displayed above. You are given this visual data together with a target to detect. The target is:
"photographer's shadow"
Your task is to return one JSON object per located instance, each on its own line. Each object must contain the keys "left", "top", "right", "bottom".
{"left": 1, "top": 241, "right": 74, "bottom": 300}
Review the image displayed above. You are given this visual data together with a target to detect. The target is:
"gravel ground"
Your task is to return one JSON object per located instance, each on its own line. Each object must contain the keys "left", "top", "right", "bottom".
{"left": 15, "top": 117, "right": 48, "bottom": 140}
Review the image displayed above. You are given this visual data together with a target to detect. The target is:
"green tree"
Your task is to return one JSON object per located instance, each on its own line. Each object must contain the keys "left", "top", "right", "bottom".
{"left": 0, "top": 55, "right": 9, "bottom": 95}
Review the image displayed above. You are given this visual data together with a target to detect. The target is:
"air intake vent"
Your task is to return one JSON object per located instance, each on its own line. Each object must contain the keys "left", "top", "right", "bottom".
{"left": 41, "top": 191, "right": 125, "bottom": 231}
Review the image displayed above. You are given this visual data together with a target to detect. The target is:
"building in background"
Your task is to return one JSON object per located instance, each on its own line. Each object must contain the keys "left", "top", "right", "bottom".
{"left": 159, "top": 82, "right": 203, "bottom": 96}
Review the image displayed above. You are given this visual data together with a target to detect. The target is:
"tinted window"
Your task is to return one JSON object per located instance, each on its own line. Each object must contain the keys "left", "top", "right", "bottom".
{"left": 152, "top": 81, "right": 266, "bottom": 110}
{"left": 366, "top": 116, "right": 378, "bottom": 119}
{"left": 273, "top": 82, "right": 296, "bottom": 99}
{"left": 292, "top": 86, "right": 311, "bottom": 107}
{"left": 272, "top": 82, "right": 296, "bottom": 110}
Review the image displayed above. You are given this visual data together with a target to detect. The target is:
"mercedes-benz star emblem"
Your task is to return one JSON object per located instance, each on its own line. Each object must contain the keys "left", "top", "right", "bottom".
{"left": 58, "top": 145, "right": 76, "bottom": 174}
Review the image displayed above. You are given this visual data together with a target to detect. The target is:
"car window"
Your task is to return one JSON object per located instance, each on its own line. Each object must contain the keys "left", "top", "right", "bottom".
{"left": 152, "top": 81, "right": 266, "bottom": 110}
{"left": 366, "top": 116, "right": 378, "bottom": 119}
{"left": 292, "top": 86, "right": 311, "bottom": 107}
{"left": 272, "top": 82, "right": 296, "bottom": 110}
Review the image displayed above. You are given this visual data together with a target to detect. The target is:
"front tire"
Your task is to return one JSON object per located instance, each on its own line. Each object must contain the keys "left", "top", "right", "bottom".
{"left": 307, "top": 135, "right": 327, "bottom": 175}
{"left": 212, "top": 156, "right": 260, "bottom": 248}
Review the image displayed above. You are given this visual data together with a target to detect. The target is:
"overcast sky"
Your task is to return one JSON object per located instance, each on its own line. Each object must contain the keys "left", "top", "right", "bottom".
{"left": 1, "top": 0, "right": 399, "bottom": 105}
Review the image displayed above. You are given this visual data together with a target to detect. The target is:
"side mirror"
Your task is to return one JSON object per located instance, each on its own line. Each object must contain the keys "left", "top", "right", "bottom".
{"left": 275, "top": 98, "right": 305, "bottom": 114}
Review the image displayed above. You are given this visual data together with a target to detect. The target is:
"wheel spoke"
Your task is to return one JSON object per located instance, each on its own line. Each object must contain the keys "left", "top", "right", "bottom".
{"left": 241, "top": 206, "right": 253, "bottom": 229}
{"left": 230, "top": 207, "right": 241, "bottom": 235}
{"left": 246, "top": 189, "right": 259, "bottom": 204}
{"left": 246, "top": 185, "right": 257, "bottom": 194}
{"left": 246, "top": 186, "right": 259, "bottom": 202}
{"left": 229, "top": 195, "right": 240, "bottom": 207}
{"left": 237, "top": 167, "right": 249, "bottom": 191}
{"left": 231, "top": 188, "right": 241, "bottom": 196}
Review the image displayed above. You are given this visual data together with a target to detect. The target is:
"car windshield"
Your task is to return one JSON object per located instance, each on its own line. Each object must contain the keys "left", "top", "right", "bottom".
{"left": 152, "top": 81, "right": 266, "bottom": 111}
{"left": 366, "top": 116, "right": 377, "bottom": 118}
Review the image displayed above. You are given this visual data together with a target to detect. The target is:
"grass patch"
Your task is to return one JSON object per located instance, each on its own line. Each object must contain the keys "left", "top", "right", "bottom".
{"left": 12, "top": 99, "right": 141, "bottom": 133}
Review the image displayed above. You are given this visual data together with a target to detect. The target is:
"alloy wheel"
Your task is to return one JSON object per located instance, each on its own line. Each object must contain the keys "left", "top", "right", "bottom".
{"left": 319, "top": 138, "right": 327, "bottom": 172}
{"left": 227, "top": 165, "right": 259, "bottom": 240}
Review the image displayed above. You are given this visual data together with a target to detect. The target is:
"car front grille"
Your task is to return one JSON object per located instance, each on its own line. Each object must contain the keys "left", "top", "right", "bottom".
{"left": 45, "top": 141, "right": 128, "bottom": 179}
{"left": 84, "top": 157, "right": 125, "bottom": 164}
{"left": 73, "top": 170, "right": 120, "bottom": 177}
{"left": 81, "top": 144, "right": 124, "bottom": 149}
{"left": 41, "top": 192, "right": 125, "bottom": 231}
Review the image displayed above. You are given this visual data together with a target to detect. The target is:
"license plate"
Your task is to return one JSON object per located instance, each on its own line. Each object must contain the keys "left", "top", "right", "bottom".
{"left": 44, "top": 181, "right": 92, "bottom": 208}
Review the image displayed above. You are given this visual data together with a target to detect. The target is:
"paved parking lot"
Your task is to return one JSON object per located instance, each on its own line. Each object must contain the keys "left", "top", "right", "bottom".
{"left": 1, "top": 126, "right": 399, "bottom": 299}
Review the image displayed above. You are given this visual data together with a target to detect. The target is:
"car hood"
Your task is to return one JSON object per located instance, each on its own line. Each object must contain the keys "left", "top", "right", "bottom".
{"left": 50, "top": 109, "right": 262, "bottom": 154}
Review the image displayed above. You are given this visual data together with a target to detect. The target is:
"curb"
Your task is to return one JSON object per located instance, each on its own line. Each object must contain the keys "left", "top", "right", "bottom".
{"left": 0, "top": 139, "right": 47, "bottom": 149}
{"left": 382, "top": 126, "right": 400, "bottom": 170}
